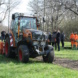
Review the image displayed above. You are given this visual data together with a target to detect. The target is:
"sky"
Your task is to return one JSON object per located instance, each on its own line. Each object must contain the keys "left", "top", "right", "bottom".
{"left": 4, "top": 0, "right": 31, "bottom": 26}
{"left": 12, "top": 0, "right": 31, "bottom": 14}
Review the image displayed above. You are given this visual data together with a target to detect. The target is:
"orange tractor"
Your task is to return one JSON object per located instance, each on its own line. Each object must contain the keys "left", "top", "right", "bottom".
{"left": 4, "top": 13, "right": 54, "bottom": 63}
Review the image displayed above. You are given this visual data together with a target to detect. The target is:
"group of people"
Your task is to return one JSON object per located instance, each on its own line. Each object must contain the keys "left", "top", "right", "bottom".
{"left": 48, "top": 29, "right": 65, "bottom": 51}
{"left": 70, "top": 32, "right": 78, "bottom": 48}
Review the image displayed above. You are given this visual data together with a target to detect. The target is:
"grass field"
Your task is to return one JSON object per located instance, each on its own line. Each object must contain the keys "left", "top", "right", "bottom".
{"left": 55, "top": 49, "right": 78, "bottom": 60}
{"left": 0, "top": 55, "right": 78, "bottom": 78}
{"left": 55, "top": 42, "right": 78, "bottom": 60}
{"left": 0, "top": 42, "right": 78, "bottom": 78}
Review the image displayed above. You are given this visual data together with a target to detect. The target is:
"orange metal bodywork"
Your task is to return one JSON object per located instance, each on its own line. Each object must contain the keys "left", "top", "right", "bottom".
{"left": 23, "top": 29, "right": 32, "bottom": 39}
{"left": 18, "top": 25, "right": 20, "bottom": 38}
{"left": 10, "top": 29, "right": 32, "bottom": 47}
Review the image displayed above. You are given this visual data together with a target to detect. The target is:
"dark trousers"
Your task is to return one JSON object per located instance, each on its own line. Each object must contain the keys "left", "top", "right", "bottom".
{"left": 57, "top": 41, "right": 60, "bottom": 51}
{"left": 52, "top": 42, "right": 57, "bottom": 50}
{"left": 61, "top": 40, "right": 64, "bottom": 48}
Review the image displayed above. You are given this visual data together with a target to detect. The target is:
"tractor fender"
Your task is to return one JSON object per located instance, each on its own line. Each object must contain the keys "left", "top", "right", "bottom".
{"left": 17, "top": 41, "right": 26, "bottom": 47}
{"left": 17, "top": 38, "right": 33, "bottom": 48}
{"left": 17, "top": 40, "right": 29, "bottom": 54}
{"left": 45, "top": 45, "right": 54, "bottom": 55}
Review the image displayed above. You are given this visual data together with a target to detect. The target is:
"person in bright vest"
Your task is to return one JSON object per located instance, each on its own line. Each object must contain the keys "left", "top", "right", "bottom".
{"left": 70, "top": 32, "right": 74, "bottom": 48}
{"left": 74, "top": 32, "right": 77, "bottom": 48}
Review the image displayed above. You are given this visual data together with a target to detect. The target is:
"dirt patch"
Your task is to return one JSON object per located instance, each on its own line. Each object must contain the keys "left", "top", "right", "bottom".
{"left": 54, "top": 57, "right": 78, "bottom": 70}
{"left": 35, "top": 56, "right": 78, "bottom": 70}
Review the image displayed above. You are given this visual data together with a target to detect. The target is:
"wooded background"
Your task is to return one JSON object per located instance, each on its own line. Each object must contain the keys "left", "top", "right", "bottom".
{"left": 29, "top": 0, "right": 78, "bottom": 40}
{"left": 0, "top": 0, "right": 78, "bottom": 40}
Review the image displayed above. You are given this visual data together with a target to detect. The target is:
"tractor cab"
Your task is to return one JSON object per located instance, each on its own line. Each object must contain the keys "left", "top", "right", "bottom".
{"left": 11, "top": 13, "right": 39, "bottom": 32}
{"left": 11, "top": 15, "right": 37, "bottom": 30}
{"left": 10, "top": 13, "right": 39, "bottom": 44}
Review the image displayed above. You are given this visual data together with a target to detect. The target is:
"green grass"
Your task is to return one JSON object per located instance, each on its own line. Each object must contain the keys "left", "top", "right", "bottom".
{"left": 55, "top": 42, "right": 78, "bottom": 60}
{"left": 55, "top": 49, "right": 78, "bottom": 60}
{"left": 0, "top": 42, "right": 78, "bottom": 78}
{"left": 64, "top": 42, "right": 71, "bottom": 47}
{"left": 0, "top": 55, "right": 78, "bottom": 78}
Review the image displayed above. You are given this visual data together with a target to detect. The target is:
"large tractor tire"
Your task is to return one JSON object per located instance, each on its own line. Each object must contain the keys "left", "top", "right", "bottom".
{"left": 43, "top": 45, "right": 54, "bottom": 63}
{"left": 5, "top": 37, "right": 15, "bottom": 58}
{"left": 18, "top": 45, "right": 29, "bottom": 63}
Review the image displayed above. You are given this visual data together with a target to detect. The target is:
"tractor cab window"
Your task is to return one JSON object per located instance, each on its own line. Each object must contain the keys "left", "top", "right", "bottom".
{"left": 20, "top": 17, "right": 37, "bottom": 30}
{"left": 11, "top": 17, "right": 18, "bottom": 31}
{"left": 11, "top": 17, "right": 37, "bottom": 31}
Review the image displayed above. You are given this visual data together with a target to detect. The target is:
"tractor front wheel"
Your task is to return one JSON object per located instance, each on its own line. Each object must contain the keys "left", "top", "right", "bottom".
{"left": 43, "top": 45, "right": 54, "bottom": 63}
{"left": 18, "top": 45, "right": 29, "bottom": 63}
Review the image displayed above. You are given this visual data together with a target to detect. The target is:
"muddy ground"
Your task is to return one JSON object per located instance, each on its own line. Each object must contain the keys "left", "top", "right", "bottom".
{"left": 35, "top": 57, "right": 78, "bottom": 70}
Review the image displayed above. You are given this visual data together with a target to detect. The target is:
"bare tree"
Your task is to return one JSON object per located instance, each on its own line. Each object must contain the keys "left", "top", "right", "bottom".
{"left": 0, "top": 0, "right": 21, "bottom": 23}
{"left": 29, "top": 0, "right": 78, "bottom": 33}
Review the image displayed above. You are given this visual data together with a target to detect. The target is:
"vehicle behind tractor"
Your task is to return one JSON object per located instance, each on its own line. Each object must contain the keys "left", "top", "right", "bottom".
{"left": 4, "top": 13, "right": 54, "bottom": 63}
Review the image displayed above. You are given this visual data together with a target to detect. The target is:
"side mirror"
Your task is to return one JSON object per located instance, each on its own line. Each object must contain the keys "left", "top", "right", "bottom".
{"left": 43, "top": 17, "right": 45, "bottom": 22}
{"left": 12, "top": 14, "right": 15, "bottom": 20}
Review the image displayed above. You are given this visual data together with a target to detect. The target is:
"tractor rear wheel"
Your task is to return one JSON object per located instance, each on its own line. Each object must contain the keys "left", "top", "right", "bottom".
{"left": 5, "top": 37, "right": 11, "bottom": 57}
{"left": 5, "top": 37, "right": 15, "bottom": 58}
{"left": 18, "top": 45, "right": 29, "bottom": 63}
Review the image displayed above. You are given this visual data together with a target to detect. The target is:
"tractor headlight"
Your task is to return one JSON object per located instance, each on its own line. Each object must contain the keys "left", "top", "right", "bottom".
{"left": 41, "top": 41, "right": 46, "bottom": 46}
{"left": 33, "top": 41, "right": 39, "bottom": 46}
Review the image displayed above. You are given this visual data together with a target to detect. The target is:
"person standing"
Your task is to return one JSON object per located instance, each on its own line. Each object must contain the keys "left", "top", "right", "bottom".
{"left": 61, "top": 32, "right": 65, "bottom": 48}
{"left": 74, "top": 32, "right": 78, "bottom": 48}
{"left": 52, "top": 30, "right": 57, "bottom": 50}
{"left": 70, "top": 32, "right": 74, "bottom": 48}
{"left": 1, "top": 31, "right": 6, "bottom": 41}
{"left": 56, "top": 30, "right": 61, "bottom": 51}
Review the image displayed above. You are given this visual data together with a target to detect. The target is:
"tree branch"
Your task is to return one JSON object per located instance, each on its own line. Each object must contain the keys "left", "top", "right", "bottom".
{"left": 65, "top": 5, "right": 78, "bottom": 16}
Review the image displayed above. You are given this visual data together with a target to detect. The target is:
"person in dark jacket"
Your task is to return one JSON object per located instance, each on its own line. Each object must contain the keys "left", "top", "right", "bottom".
{"left": 48, "top": 32, "right": 52, "bottom": 45}
{"left": 52, "top": 30, "right": 57, "bottom": 50}
{"left": 61, "top": 32, "right": 65, "bottom": 48}
{"left": 56, "top": 30, "right": 61, "bottom": 51}
{"left": 1, "top": 31, "right": 6, "bottom": 41}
